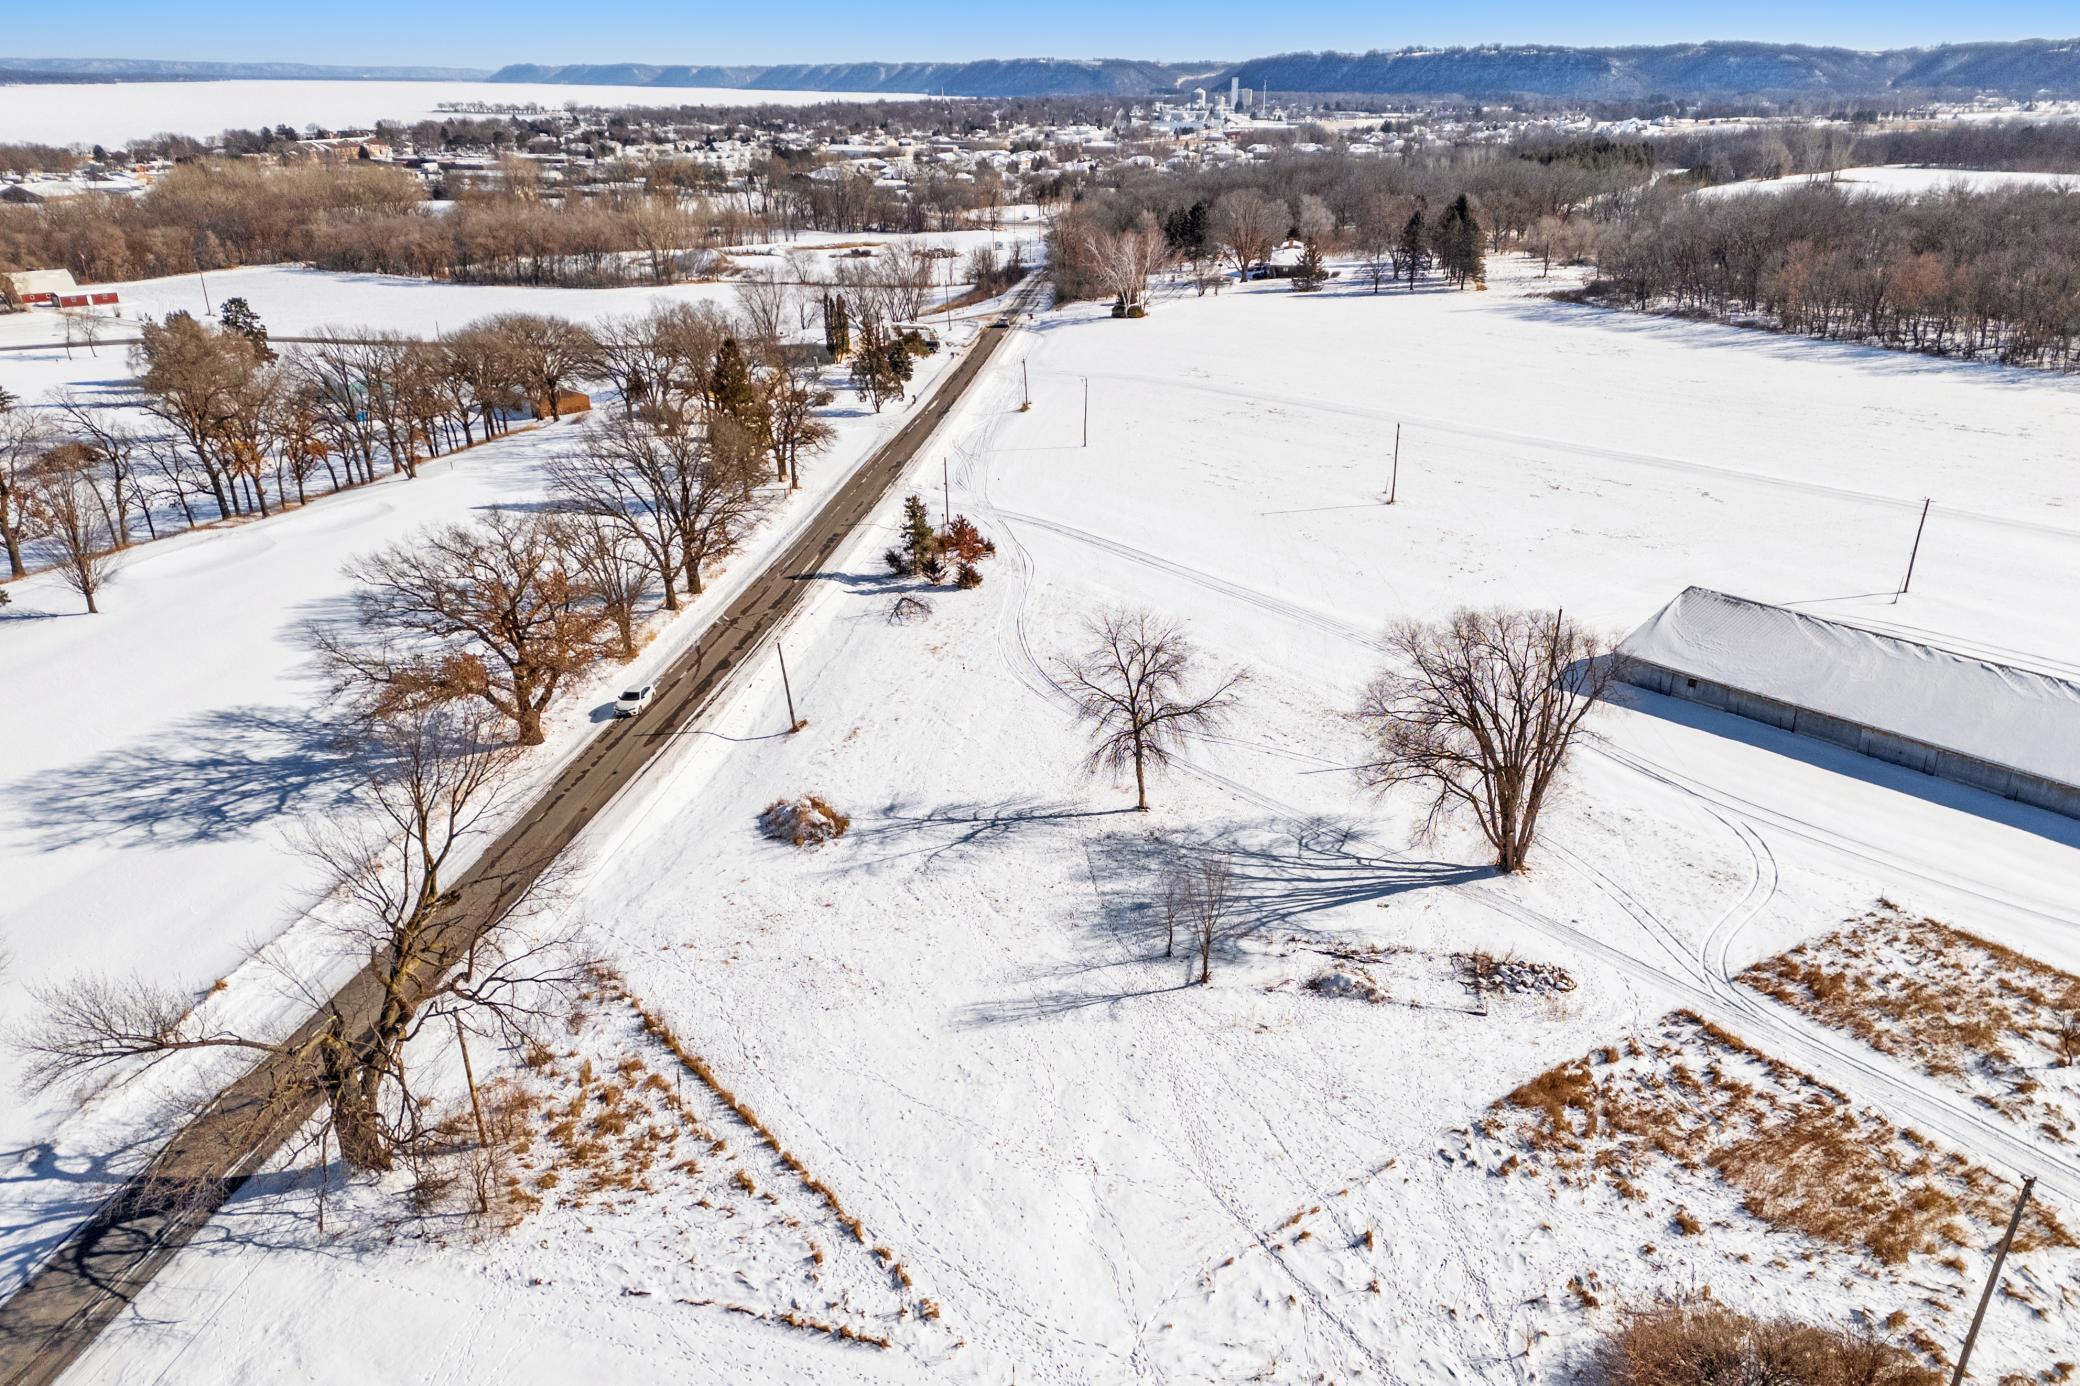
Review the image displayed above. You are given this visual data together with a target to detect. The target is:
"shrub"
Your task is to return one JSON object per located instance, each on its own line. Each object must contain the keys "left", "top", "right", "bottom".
{"left": 1596, "top": 1300, "right": 1938, "bottom": 1386}
{"left": 759, "top": 796, "right": 850, "bottom": 848}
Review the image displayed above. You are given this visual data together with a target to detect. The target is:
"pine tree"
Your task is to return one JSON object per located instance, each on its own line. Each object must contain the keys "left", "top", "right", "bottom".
{"left": 1434, "top": 194, "right": 1485, "bottom": 290}
{"left": 823, "top": 292, "right": 851, "bottom": 359}
{"left": 218, "top": 296, "right": 275, "bottom": 361}
{"left": 712, "top": 337, "right": 757, "bottom": 421}
{"left": 1399, "top": 209, "right": 1429, "bottom": 290}
{"left": 1292, "top": 240, "right": 1328, "bottom": 292}
{"left": 883, "top": 494, "right": 943, "bottom": 579}
{"left": 850, "top": 314, "right": 902, "bottom": 412}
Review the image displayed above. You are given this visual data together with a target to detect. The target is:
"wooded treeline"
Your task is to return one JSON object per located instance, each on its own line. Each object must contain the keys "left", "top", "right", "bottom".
{"left": 0, "top": 256, "right": 971, "bottom": 612}
{"left": 0, "top": 153, "right": 1016, "bottom": 287}
{"left": 1590, "top": 183, "right": 2080, "bottom": 369}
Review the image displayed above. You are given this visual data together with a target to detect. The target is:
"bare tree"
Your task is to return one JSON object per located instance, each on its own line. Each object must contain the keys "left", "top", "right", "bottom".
{"left": 1212, "top": 189, "right": 1283, "bottom": 285}
{"left": 876, "top": 240, "right": 938, "bottom": 323}
{"left": 758, "top": 346, "right": 835, "bottom": 488}
{"left": 1356, "top": 608, "right": 1613, "bottom": 873}
{"left": 1353, "top": 192, "right": 1409, "bottom": 295}
{"left": 1059, "top": 609, "right": 1246, "bottom": 811}
{"left": 734, "top": 267, "right": 792, "bottom": 349}
{"left": 317, "top": 510, "right": 612, "bottom": 745}
{"left": 28, "top": 444, "right": 123, "bottom": 613}
{"left": 482, "top": 313, "right": 598, "bottom": 419}
{"left": 1155, "top": 854, "right": 1241, "bottom": 984}
{"left": 553, "top": 512, "right": 647, "bottom": 661}
{"left": 1174, "top": 856, "right": 1236, "bottom": 986}
{"left": 1080, "top": 211, "right": 1171, "bottom": 316}
{"left": 546, "top": 412, "right": 684, "bottom": 609}
{"left": 20, "top": 706, "right": 585, "bottom": 1174}
{"left": 54, "top": 391, "right": 145, "bottom": 545}
{"left": 0, "top": 409, "right": 51, "bottom": 579}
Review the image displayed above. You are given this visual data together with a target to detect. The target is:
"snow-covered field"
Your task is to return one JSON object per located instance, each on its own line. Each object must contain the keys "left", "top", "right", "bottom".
{"left": 0, "top": 80, "right": 916, "bottom": 148}
{"left": 1696, "top": 162, "right": 2079, "bottom": 198}
{"left": 0, "top": 227, "right": 1040, "bottom": 356}
{"left": 21, "top": 257, "right": 2080, "bottom": 1382}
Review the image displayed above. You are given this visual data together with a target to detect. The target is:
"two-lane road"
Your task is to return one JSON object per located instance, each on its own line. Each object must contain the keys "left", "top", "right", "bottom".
{"left": 0, "top": 280, "right": 1037, "bottom": 1386}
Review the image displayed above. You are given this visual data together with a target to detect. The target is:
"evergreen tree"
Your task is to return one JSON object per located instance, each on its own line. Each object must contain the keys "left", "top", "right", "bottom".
{"left": 712, "top": 337, "right": 756, "bottom": 420}
{"left": 1162, "top": 201, "right": 1209, "bottom": 258}
{"left": 1292, "top": 240, "right": 1328, "bottom": 292}
{"left": 218, "top": 296, "right": 275, "bottom": 361}
{"left": 1434, "top": 194, "right": 1485, "bottom": 290}
{"left": 823, "top": 292, "right": 851, "bottom": 359}
{"left": 883, "top": 494, "right": 943, "bottom": 579}
{"left": 1398, "top": 209, "right": 1429, "bottom": 290}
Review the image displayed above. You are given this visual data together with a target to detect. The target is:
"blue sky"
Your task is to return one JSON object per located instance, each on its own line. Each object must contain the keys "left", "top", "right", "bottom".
{"left": 8, "top": 0, "right": 2078, "bottom": 69}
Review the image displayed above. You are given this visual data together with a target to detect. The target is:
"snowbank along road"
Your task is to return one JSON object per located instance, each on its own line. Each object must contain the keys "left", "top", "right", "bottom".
{"left": 0, "top": 278, "right": 1041, "bottom": 1386}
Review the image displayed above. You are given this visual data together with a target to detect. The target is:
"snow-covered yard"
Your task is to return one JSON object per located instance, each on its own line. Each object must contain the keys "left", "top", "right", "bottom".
{"left": 28, "top": 257, "right": 2080, "bottom": 1382}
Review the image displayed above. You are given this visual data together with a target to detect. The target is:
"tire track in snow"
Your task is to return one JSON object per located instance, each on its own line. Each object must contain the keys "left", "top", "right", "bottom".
{"left": 1567, "top": 737, "right": 2080, "bottom": 1202}
{"left": 988, "top": 461, "right": 2080, "bottom": 1207}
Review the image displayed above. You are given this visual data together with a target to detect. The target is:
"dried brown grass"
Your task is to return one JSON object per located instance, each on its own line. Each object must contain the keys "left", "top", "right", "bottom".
{"left": 1491, "top": 1013, "right": 2073, "bottom": 1265}
{"left": 1741, "top": 904, "right": 2080, "bottom": 1141}
{"left": 1596, "top": 1299, "right": 1938, "bottom": 1386}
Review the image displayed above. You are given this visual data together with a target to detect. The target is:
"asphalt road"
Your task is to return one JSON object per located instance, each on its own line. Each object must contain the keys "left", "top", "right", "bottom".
{"left": 0, "top": 279, "right": 1035, "bottom": 1386}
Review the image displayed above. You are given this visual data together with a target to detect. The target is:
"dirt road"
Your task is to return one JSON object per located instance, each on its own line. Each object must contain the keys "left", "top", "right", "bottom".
{"left": 0, "top": 282, "right": 1035, "bottom": 1386}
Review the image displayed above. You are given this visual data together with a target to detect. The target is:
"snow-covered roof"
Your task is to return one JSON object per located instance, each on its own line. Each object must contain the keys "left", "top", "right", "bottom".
{"left": 4, "top": 268, "right": 78, "bottom": 295}
{"left": 1619, "top": 587, "right": 2080, "bottom": 787}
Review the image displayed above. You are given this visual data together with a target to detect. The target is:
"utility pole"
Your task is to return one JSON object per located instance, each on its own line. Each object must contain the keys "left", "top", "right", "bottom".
{"left": 1387, "top": 423, "right": 1401, "bottom": 504}
{"left": 942, "top": 456, "right": 951, "bottom": 529}
{"left": 778, "top": 643, "right": 800, "bottom": 731}
{"left": 1895, "top": 497, "right": 1932, "bottom": 603}
{"left": 1022, "top": 359, "right": 1030, "bottom": 410}
{"left": 1082, "top": 376, "right": 1089, "bottom": 448}
{"left": 198, "top": 271, "right": 213, "bottom": 317}
{"left": 1951, "top": 1175, "right": 2035, "bottom": 1386}
{"left": 452, "top": 1016, "right": 488, "bottom": 1148}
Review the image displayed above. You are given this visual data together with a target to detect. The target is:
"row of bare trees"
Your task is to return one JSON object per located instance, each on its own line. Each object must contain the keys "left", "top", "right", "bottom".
{"left": 12, "top": 355, "right": 818, "bottom": 1178}
{"left": 1052, "top": 181, "right": 1496, "bottom": 310}
{"left": 0, "top": 281, "right": 869, "bottom": 607}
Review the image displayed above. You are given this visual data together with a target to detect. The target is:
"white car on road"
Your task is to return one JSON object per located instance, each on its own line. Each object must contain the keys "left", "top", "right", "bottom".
{"left": 614, "top": 684, "right": 657, "bottom": 718}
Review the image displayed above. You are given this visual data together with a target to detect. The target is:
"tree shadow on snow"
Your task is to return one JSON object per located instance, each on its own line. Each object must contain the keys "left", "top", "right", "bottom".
{"left": 957, "top": 814, "right": 1485, "bottom": 1027}
{"left": 846, "top": 796, "right": 1139, "bottom": 873}
{"left": 1492, "top": 292, "right": 2060, "bottom": 392}
{"left": 11, "top": 705, "right": 362, "bottom": 850}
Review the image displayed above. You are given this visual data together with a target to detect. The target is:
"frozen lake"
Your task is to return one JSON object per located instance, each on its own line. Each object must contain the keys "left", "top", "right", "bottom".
{"left": 0, "top": 78, "right": 915, "bottom": 147}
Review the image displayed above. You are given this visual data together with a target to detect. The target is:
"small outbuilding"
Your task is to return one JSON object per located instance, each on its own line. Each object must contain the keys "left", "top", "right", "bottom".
{"left": 1618, "top": 586, "right": 2080, "bottom": 819}
{"left": 1, "top": 268, "right": 79, "bottom": 306}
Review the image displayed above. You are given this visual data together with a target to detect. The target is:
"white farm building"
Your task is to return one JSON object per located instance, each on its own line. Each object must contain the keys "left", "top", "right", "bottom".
{"left": 1618, "top": 587, "right": 2080, "bottom": 819}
